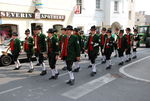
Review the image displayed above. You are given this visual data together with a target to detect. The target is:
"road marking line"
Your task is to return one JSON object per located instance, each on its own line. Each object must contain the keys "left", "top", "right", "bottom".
{"left": 119, "top": 55, "right": 150, "bottom": 83}
{"left": 0, "top": 86, "right": 23, "bottom": 95}
{"left": 62, "top": 73, "right": 116, "bottom": 99}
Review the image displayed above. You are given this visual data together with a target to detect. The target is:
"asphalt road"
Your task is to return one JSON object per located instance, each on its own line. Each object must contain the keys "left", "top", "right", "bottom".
{"left": 0, "top": 48, "right": 150, "bottom": 101}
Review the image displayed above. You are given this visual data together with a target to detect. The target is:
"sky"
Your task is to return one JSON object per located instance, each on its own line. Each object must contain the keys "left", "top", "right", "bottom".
{"left": 135, "top": 0, "right": 150, "bottom": 14}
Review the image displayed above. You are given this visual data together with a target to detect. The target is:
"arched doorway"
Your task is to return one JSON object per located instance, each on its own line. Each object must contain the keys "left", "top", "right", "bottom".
{"left": 111, "top": 22, "right": 121, "bottom": 33}
{"left": 0, "top": 24, "right": 18, "bottom": 44}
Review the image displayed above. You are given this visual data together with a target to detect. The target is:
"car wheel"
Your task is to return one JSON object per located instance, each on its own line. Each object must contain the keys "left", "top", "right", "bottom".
{"left": 0, "top": 55, "right": 12, "bottom": 66}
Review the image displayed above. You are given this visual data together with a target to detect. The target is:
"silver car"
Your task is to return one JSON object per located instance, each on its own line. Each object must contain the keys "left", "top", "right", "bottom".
{"left": 0, "top": 39, "right": 34, "bottom": 66}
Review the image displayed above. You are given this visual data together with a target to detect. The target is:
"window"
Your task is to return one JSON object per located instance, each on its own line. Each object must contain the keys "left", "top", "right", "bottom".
{"left": 129, "top": 11, "right": 132, "bottom": 20}
{"left": 96, "top": 0, "right": 101, "bottom": 9}
{"left": 137, "top": 19, "right": 140, "bottom": 22}
{"left": 0, "top": 24, "right": 18, "bottom": 44}
{"left": 131, "top": 0, "right": 134, "bottom": 3}
{"left": 77, "top": 0, "right": 82, "bottom": 8}
{"left": 114, "top": 1, "right": 119, "bottom": 12}
{"left": 76, "top": 0, "right": 82, "bottom": 14}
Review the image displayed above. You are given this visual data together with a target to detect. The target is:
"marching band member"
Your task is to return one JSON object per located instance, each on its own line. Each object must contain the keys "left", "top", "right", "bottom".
{"left": 117, "top": 30, "right": 128, "bottom": 65}
{"left": 100, "top": 28, "right": 107, "bottom": 64}
{"left": 85, "top": 26, "right": 100, "bottom": 76}
{"left": 34, "top": 25, "right": 47, "bottom": 76}
{"left": 64, "top": 25, "right": 80, "bottom": 85}
{"left": 104, "top": 30, "right": 114, "bottom": 70}
{"left": 46, "top": 28, "right": 59, "bottom": 80}
{"left": 132, "top": 29, "right": 140, "bottom": 59}
{"left": 10, "top": 32, "right": 22, "bottom": 70}
{"left": 24, "top": 29, "right": 34, "bottom": 72}
{"left": 124, "top": 28, "right": 133, "bottom": 62}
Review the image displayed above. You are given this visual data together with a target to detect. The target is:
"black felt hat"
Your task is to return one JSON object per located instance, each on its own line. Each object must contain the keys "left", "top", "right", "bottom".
{"left": 90, "top": 25, "right": 96, "bottom": 31}
{"left": 35, "top": 25, "right": 42, "bottom": 30}
{"left": 47, "top": 28, "right": 54, "bottom": 34}
{"left": 12, "top": 32, "right": 18, "bottom": 36}
{"left": 66, "top": 25, "right": 73, "bottom": 30}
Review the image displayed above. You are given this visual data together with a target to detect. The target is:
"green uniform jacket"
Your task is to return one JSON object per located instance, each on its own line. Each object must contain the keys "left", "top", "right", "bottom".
{"left": 99, "top": 34, "right": 107, "bottom": 47}
{"left": 24, "top": 36, "right": 34, "bottom": 54}
{"left": 85, "top": 34, "right": 100, "bottom": 54}
{"left": 11, "top": 38, "right": 21, "bottom": 54}
{"left": 47, "top": 36, "right": 59, "bottom": 55}
{"left": 39, "top": 33, "right": 47, "bottom": 52}
{"left": 75, "top": 34, "right": 82, "bottom": 52}
{"left": 66, "top": 35, "right": 80, "bottom": 61}
{"left": 104, "top": 36, "right": 114, "bottom": 52}
{"left": 123, "top": 33, "right": 133, "bottom": 48}
{"left": 117, "top": 36, "right": 128, "bottom": 50}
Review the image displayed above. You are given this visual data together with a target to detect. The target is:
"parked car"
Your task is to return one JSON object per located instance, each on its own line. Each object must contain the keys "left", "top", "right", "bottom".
{"left": 0, "top": 39, "right": 36, "bottom": 66}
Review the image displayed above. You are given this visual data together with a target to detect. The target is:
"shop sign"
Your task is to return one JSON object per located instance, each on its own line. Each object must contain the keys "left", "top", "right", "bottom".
{"left": 0, "top": 11, "right": 65, "bottom": 21}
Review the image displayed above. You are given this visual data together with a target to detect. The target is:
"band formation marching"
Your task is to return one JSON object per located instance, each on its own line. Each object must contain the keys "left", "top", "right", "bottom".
{"left": 7, "top": 25, "right": 140, "bottom": 86}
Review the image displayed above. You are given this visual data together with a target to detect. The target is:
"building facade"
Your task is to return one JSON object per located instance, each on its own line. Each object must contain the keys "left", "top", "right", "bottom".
{"left": 135, "top": 11, "right": 150, "bottom": 26}
{"left": 0, "top": 0, "right": 135, "bottom": 43}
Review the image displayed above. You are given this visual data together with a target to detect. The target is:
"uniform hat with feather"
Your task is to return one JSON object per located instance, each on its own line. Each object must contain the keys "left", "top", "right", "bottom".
{"left": 90, "top": 25, "right": 96, "bottom": 31}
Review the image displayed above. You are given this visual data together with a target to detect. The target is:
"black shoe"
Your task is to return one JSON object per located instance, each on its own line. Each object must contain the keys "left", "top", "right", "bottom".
{"left": 28, "top": 69, "right": 34, "bottom": 73}
{"left": 125, "top": 59, "right": 129, "bottom": 62}
{"left": 106, "top": 65, "right": 112, "bottom": 70}
{"left": 114, "top": 54, "right": 117, "bottom": 57}
{"left": 35, "top": 63, "right": 41, "bottom": 66}
{"left": 66, "top": 79, "right": 75, "bottom": 85}
{"left": 88, "top": 65, "right": 92, "bottom": 68}
{"left": 128, "top": 58, "right": 131, "bottom": 61}
{"left": 40, "top": 70, "right": 47, "bottom": 76}
{"left": 66, "top": 80, "right": 71, "bottom": 84}
{"left": 13, "top": 68, "right": 20, "bottom": 70}
{"left": 56, "top": 72, "right": 59, "bottom": 76}
{"left": 132, "top": 56, "right": 137, "bottom": 59}
{"left": 70, "top": 79, "right": 75, "bottom": 86}
{"left": 73, "top": 67, "right": 80, "bottom": 72}
{"left": 118, "top": 62, "right": 124, "bottom": 66}
{"left": 101, "top": 60, "right": 106, "bottom": 64}
{"left": 49, "top": 76, "right": 57, "bottom": 80}
{"left": 90, "top": 72, "right": 96, "bottom": 77}
{"left": 62, "top": 66, "right": 67, "bottom": 71}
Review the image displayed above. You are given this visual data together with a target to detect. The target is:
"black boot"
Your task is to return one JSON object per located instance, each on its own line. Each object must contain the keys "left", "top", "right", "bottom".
{"left": 106, "top": 65, "right": 112, "bottom": 70}
{"left": 128, "top": 58, "right": 131, "bottom": 61}
{"left": 101, "top": 60, "right": 106, "bottom": 64}
{"left": 118, "top": 62, "right": 124, "bottom": 66}
{"left": 73, "top": 67, "right": 80, "bottom": 72}
{"left": 90, "top": 72, "right": 96, "bottom": 77}
{"left": 49, "top": 76, "right": 57, "bottom": 80}
{"left": 40, "top": 70, "right": 47, "bottom": 76}
{"left": 62, "top": 66, "right": 67, "bottom": 71}
{"left": 66, "top": 79, "right": 75, "bottom": 86}
{"left": 35, "top": 63, "right": 41, "bottom": 66}
{"left": 28, "top": 69, "right": 34, "bottom": 73}
{"left": 88, "top": 65, "right": 92, "bottom": 68}
{"left": 13, "top": 68, "right": 20, "bottom": 70}
{"left": 114, "top": 54, "right": 117, "bottom": 57}
{"left": 132, "top": 56, "right": 137, "bottom": 59}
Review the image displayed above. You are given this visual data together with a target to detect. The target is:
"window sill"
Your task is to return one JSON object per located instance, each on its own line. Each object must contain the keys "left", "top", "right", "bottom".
{"left": 96, "top": 9, "right": 103, "bottom": 11}
{"left": 114, "top": 11, "right": 119, "bottom": 14}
